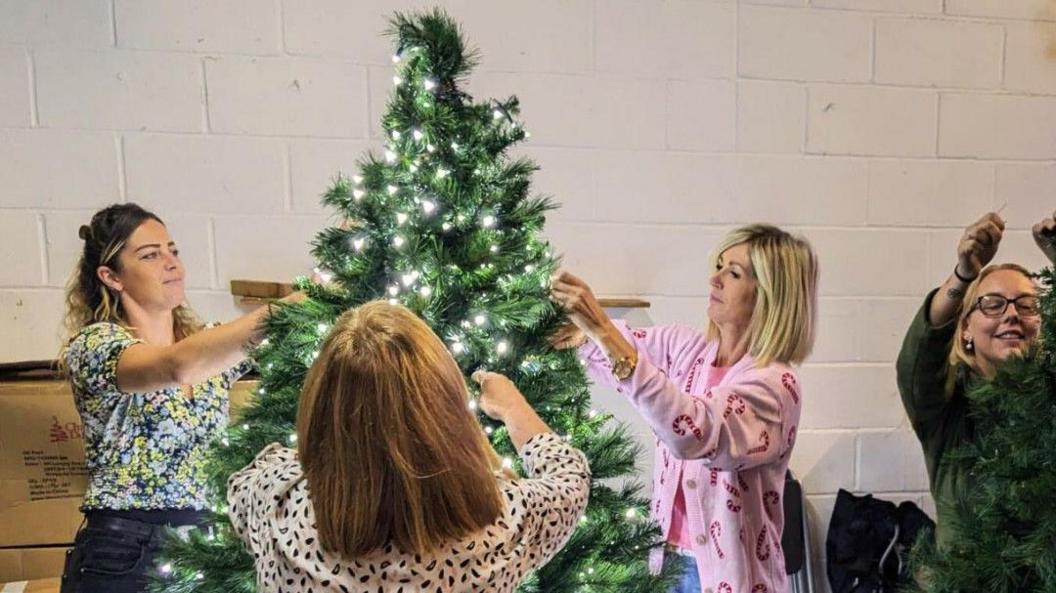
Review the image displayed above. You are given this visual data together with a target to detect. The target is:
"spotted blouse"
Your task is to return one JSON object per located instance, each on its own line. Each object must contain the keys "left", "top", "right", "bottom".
{"left": 65, "top": 322, "right": 252, "bottom": 510}
{"left": 228, "top": 432, "right": 591, "bottom": 593}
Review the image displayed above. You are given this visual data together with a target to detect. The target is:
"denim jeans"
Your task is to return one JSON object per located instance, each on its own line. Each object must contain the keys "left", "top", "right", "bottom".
{"left": 670, "top": 554, "right": 702, "bottom": 593}
{"left": 60, "top": 509, "right": 207, "bottom": 593}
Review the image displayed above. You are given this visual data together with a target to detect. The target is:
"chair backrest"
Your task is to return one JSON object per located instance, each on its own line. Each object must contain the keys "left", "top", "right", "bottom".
{"left": 783, "top": 470, "right": 806, "bottom": 574}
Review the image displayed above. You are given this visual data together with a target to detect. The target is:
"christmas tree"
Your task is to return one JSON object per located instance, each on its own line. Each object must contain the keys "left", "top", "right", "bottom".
{"left": 911, "top": 266, "right": 1056, "bottom": 593}
{"left": 153, "top": 10, "right": 679, "bottom": 593}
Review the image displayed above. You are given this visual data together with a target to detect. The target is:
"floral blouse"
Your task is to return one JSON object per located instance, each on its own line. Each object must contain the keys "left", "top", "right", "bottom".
{"left": 228, "top": 433, "right": 591, "bottom": 593}
{"left": 65, "top": 322, "right": 252, "bottom": 510}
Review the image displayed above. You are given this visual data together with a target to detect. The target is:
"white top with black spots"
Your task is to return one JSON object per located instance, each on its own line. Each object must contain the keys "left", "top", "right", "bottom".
{"left": 228, "top": 432, "right": 591, "bottom": 593}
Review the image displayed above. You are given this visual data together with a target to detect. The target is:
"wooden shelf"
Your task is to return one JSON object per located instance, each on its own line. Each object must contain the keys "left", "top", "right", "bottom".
{"left": 230, "top": 279, "right": 650, "bottom": 309}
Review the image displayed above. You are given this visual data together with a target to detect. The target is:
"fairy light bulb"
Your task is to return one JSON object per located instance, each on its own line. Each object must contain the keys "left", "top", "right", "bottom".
{"left": 396, "top": 212, "right": 408, "bottom": 225}
{"left": 387, "top": 185, "right": 399, "bottom": 196}
{"left": 474, "top": 314, "right": 487, "bottom": 326}
{"left": 442, "top": 222, "right": 452, "bottom": 231}
{"left": 482, "top": 215, "right": 496, "bottom": 228}
{"left": 496, "top": 340, "right": 509, "bottom": 355}
{"left": 393, "top": 75, "right": 402, "bottom": 86}
{"left": 423, "top": 78, "right": 437, "bottom": 91}
{"left": 412, "top": 128, "right": 424, "bottom": 141}
{"left": 352, "top": 174, "right": 363, "bottom": 184}
{"left": 493, "top": 109, "right": 504, "bottom": 120}
{"left": 419, "top": 285, "right": 432, "bottom": 297}
{"left": 426, "top": 143, "right": 436, "bottom": 153}
{"left": 388, "top": 285, "right": 400, "bottom": 296}
{"left": 421, "top": 200, "right": 436, "bottom": 214}
{"left": 502, "top": 457, "right": 513, "bottom": 469}
{"left": 391, "top": 130, "right": 401, "bottom": 140}
{"left": 317, "top": 322, "right": 329, "bottom": 333}
{"left": 384, "top": 150, "right": 397, "bottom": 163}
{"left": 288, "top": 434, "right": 298, "bottom": 443}
{"left": 391, "top": 54, "right": 401, "bottom": 64}
{"left": 451, "top": 341, "right": 465, "bottom": 354}
{"left": 436, "top": 168, "right": 449, "bottom": 179}
{"left": 393, "top": 235, "right": 405, "bottom": 248}
{"left": 353, "top": 189, "right": 365, "bottom": 200}
{"left": 352, "top": 238, "right": 365, "bottom": 251}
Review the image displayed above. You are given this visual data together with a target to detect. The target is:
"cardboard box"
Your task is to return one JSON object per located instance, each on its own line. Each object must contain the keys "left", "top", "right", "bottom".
{"left": 0, "top": 547, "right": 69, "bottom": 583}
{"left": 0, "top": 577, "right": 61, "bottom": 593}
{"left": 0, "top": 374, "right": 258, "bottom": 548}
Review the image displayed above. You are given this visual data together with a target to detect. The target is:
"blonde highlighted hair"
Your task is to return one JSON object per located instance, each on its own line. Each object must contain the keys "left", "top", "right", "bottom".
{"left": 296, "top": 301, "right": 506, "bottom": 558}
{"left": 946, "top": 263, "right": 1036, "bottom": 386}
{"left": 706, "top": 224, "right": 819, "bottom": 366}
{"left": 60, "top": 203, "right": 202, "bottom": 371}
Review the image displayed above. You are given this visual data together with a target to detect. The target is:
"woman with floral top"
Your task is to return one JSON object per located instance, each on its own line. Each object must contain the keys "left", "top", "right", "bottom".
{"left": 227, "top": 301, "right": 591, "bottom": 593}
{"left": 551, "top": 224, "right": 818, "bottom": 593}
{"left": 59, "top": 203, "right": 302, "bottom": 593}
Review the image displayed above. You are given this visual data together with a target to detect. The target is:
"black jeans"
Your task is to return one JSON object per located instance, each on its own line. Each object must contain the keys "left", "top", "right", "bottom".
{"left": 60, "top": 509, "right": 209, "bottom": 593}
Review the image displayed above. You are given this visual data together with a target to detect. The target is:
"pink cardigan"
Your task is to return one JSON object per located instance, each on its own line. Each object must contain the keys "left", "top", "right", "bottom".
{"left": 579, "top": 321, "right": 802, "bottom": 593}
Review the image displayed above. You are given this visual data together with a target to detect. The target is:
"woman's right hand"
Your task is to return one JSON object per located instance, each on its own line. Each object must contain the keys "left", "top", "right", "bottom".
{"left": 472, "top": 370, "right": 530, "bottom": 423}
{"left": 957, "top": 212, "right": 1005, "bottom": 280}
{"left": 1032, "top": 210, "right": 1056, "bottom": 265}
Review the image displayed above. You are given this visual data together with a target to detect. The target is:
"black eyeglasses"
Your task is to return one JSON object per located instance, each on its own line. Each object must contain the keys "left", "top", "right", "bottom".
{"left": 971, "top": 294, "right": 1041, "bottom": 318}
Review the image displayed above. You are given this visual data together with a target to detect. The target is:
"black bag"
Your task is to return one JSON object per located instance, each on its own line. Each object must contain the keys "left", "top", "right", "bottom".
{"left": 826, "top": 489, "right": 935, "bottom": 593}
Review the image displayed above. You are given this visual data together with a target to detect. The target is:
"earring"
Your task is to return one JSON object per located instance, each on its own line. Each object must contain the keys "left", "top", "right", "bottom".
{"left": 965, "top": 337, "right": 974, "bottom": 352}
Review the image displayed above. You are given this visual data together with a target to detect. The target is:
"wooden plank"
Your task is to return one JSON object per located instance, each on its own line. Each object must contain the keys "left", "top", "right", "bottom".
{"left": 230, "top": 279, "right": 649, "bottom": 308}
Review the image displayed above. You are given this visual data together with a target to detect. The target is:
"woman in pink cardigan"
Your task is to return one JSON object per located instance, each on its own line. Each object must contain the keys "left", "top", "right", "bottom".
{"left": 552, "top": 224, "right": 818, "bottom": 593}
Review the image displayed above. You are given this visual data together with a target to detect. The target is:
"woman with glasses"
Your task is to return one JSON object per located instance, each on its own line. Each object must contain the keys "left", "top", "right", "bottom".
{"left": 897, "top": 210, "right": 1056, "bottom": 545}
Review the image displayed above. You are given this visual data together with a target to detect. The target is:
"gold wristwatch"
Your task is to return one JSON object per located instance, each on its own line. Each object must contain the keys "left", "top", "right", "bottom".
{"left": 610, "top": 351, "right": 639, "bottom": 380}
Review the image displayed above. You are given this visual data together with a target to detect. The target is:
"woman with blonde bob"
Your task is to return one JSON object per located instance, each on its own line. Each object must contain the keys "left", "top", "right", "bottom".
{"left": 227, "top": 301, "right": 590, "bottom": 593}
{"left": 551, "top": 224, "right": 818, "bottom": 593}
{"left": 897, "top": 210, "right": 1056, "bottom": 547}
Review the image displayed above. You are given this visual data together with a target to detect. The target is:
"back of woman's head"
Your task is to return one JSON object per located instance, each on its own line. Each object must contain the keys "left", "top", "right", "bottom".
{"left": 296, "top": 301, "right": 505, "bottom": 558}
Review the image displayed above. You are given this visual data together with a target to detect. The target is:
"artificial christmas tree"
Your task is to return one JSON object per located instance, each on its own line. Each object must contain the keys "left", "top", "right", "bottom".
{"left": 911, "top": 266, "right": 1056, "bottom": 593}
{"left": 153, "top": 10, "right": 678, "bottom": 593}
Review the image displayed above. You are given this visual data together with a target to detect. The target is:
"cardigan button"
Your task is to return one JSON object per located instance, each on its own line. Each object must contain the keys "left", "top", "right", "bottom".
{"left": 695, "top": 534, "right": 707, "bottom": 546}
{"left": 685, "top": 479, "right": 698, "bottom": 490}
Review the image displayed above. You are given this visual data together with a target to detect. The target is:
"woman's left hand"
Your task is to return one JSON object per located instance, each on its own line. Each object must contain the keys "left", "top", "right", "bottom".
{"left": 1032, "top": 210, "right": 1056, "bottom": 264}
{"left": 550, "top": 270, "right": 612, "bottom": 342}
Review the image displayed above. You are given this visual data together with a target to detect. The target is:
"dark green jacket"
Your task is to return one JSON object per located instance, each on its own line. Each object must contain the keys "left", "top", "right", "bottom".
{"left": 895, "top": 289, "right": 975, "bottom": 547}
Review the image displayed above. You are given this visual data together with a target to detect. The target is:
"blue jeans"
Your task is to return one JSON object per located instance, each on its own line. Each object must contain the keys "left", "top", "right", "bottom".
{"left": 670, "top": 554, "right": 702, "bottom": 593}
{"left": 60, "top": 509, "right": 207, "bottom": 593}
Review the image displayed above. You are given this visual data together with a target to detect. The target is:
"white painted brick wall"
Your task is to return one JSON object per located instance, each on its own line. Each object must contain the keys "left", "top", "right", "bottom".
{"left": 739, "top": 6, "right": 873, "bottom": 83}
{"left": 874, "top": 18, "right": 1003, "bottom": 89}
{"left": 5, "top": 2, "right": 1056, "bottom": 590}
{"left": 0, "top": 47, "right": 30, "bottom": 126}
{"left": 807, "top": 85, "right": 938, "bottom": 157}
{"left": 940, "top": 93, "right": 1056, "bottom": 159}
